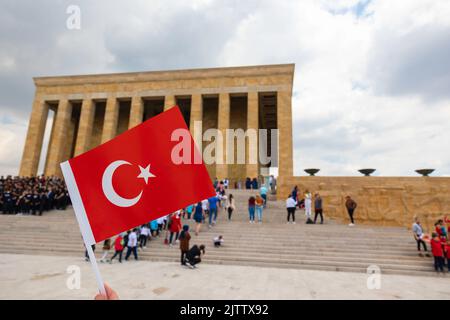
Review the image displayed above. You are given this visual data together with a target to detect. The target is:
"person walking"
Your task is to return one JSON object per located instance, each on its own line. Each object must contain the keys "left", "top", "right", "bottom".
{"left": 110, "top": 233, "right": 125, "bottom": 263}
{"left": 248, "top": 195, "right": 256, "bottom": 223}
{"left": 412, "top": 216, "right": 430, "bottom": 257}
{"left": 226, "top": 194, "right": 235, "bottom": 221}
{"left": 208, "top": 195, "right": 219, "bottom": 227}
{"left": 314, "top": 193, "right": 324, "bottom": 224}
{"left": 84, "top": 244, "right": 96, "bottom": 262}
{"left": 255, "top": 194, "right": 264, "bottom": 223}
{"left": 179, "top": 225, "right": 191, "bottom": 266}
{"left": 150, "top": 219, "right": 159, "bottom": 237}
{"left": 139, "top": 224, "right": 150, "bottom": 248}
{"left": 193, "top": 202, "right": 204, "bottom": 236}
{"left": 260, "top": 185, "right": 268, "bottom": 208}
{"left": 99, "top": 239, "right": 111, "bottom": 263}
{"left": 345, "top": 196, "right": 357, "bottom": 226}
{"left": 201, "top": 198, "right": 209, "bottom": 224}
{"left": 185, "top": 204, "right": 194, "bottom": 220}
{"left": 125, "top": 228, "right": 138, "bottom": 261}
{"left": 286, "top": 194, "right": 297, "bottom": 224}
{"left": 169, "top": 211, "right": 182, "bottom": 246}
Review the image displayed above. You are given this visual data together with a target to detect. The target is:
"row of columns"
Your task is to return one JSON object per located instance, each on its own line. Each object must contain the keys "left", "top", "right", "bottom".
{"left": 20, "top": 91, "right": 292, "bottom": 181}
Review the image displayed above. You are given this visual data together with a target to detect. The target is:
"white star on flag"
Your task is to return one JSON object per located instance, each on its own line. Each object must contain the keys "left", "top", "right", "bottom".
{"left": 137, "top": 164, "right": 155, "bottom": 184}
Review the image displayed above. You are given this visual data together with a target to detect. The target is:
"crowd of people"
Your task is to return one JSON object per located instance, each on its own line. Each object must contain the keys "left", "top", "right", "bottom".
{"left": 412, "top": 216, "right": 450, "bottom": 273}
{"left": 5, "top": 175, "right": 447, "bottom": 274}
{"left": 87, "top": 179, "right": 236, "bottom": 268}
{"left": 284, "top": 185, "right": 357, "bottom": 226}
{"left": 0, "top": 175, "right": 69, "bottom": 215}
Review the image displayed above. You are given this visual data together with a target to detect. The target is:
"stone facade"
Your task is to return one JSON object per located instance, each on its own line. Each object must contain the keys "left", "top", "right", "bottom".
{"left": 19, "top": 64, "right": 294, "bottom": 185}
{"left": 278, "top": 176, "right": 450, "bottom": 231}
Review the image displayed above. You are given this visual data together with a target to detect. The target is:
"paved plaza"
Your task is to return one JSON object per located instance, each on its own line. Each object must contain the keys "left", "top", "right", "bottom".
{"left": 1, "top": 253, "right": 449, "bottom": 300}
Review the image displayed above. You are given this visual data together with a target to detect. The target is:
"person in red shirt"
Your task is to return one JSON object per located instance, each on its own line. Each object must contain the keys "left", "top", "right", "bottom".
{"left": 430, "top": 233, "right": 445, "bottom": 272}
{"left": 110, "top": 233, "right": 125, "bottom": 263}
{"left": 169, "top": 211, "right": 182, "bottom": 246}
{"left": 445, "top": 240, "right": 450, "bottom": 273}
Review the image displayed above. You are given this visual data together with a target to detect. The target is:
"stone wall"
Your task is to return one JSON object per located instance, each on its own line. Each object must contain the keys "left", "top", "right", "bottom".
{"left": 277, "top": 176, "right": 450, "bottom": 232}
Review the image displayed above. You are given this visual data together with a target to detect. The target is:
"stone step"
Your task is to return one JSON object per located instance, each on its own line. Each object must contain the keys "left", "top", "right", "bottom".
{"left": 0, "top": 205, "right": 434, "bottom": 277}
{"left": 0, "top": 247, "right": 437, "bottom": 277}
{"left": 0, "top": 234, "right": 417, "bottom": 250}
{"left": 0, "top": 243, "right": 430, "bottom": 265}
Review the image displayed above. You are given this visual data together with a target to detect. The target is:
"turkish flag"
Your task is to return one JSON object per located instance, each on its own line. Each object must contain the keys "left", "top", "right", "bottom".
{"left": 61, "top": 106, "right": 214, "bottom": 245}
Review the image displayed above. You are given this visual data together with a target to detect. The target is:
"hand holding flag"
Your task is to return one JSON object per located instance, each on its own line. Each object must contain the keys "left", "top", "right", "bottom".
{"left": 61, "top": 106, "right": 215, "bottom": 295}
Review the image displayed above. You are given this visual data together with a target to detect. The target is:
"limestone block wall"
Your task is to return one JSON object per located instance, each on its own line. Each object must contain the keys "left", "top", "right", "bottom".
{"left": 202, "top": 97, "right": 218, "bottom": 179}
{"left": 277, "top": 176, "right": 450, "bottom": 232}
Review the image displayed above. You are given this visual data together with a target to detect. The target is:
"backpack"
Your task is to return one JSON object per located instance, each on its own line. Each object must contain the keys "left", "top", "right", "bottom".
{"left": 306, "top": 218, "right": 314, "bottom": 224}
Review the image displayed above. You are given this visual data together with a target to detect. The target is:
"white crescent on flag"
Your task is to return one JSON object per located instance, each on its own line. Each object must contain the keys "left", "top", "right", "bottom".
{"left": 101, "top": 160, "right": 143, "bottom": 207}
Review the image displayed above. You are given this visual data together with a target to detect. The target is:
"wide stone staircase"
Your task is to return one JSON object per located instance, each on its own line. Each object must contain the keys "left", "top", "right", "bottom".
{"left": 0, "top": 189, "right": 437, "bottom": 276}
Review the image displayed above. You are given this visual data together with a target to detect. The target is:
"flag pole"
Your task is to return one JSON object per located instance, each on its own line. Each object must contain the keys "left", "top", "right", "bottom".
{"left": 61, "top": 160, "right": 106, "bottom": 296}
{"left": 85, "top": 242, "right": 106, "bottom": 296}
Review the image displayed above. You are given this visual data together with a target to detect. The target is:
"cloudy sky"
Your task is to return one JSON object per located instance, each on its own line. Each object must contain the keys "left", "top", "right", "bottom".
{"left": 1, "top": 0, "right": 449, "bottom": 176}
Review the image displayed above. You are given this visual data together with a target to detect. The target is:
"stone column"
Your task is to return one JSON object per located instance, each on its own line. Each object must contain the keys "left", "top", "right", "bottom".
{"left": 164, "top": 95, "right": 176, "bottom": 111}
{"left": 129, "top": 96, "right": 144, "bottom": 129}
{"left": 74, "top": 99, "right": 95, "bottom": 156}
{"left": 246, "top": 91, "right": 259, "bottom": 179}
{"left": 45, "top": 99, "right": 72, "bottom": 177}
{"left": 101, "top": 97, "right": 119, "bottom": 143}
{"left": 189, "top": 94, "right": 203, "bottom": 150}
{"left": 277, "top": 89, "right": 293, "bottom": 177}
{"left": 216, "top": 93, "right": 230, "bottom": 180}
{"left": 19, "top": 98, "right": 49, "bottom": 176}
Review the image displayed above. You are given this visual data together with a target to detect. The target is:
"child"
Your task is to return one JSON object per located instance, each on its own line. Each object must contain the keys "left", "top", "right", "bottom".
{"left": 100, "top": 239, "right": 111, "bottom": 263}
{"left": 213, "top": 235, "right": 224, "bottom": 247}
{"left": 179, "top": 225, "right": 191, "bottom": 266}
{"left": 185, "top": 204, "right": 194, "bottom": 220}
{"left": 110, "top": 233, "right": 125, "bottom": 263}
{"left": 445, "top": 240, "right": 450, "bottom": 273}
{"left": 150, "top": 219, "right": 159, "bottom": 237}
{"left": 430, "top": 232, "right": 445, "bottom": 273}
{"left": 156, "top": 216, "right": 165, "bottom": 233}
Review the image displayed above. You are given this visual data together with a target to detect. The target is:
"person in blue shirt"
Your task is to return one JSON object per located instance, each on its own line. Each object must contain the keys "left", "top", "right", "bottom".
{"left": 260, "top": 185, "right": 268, "bottom": 208}
{"left": 208, "top": 195, "right": 219, "bottom": 227}
{"left": 185, "top": 204, "right": 194, "bottom": 220}
{"left": 150, "top": 219, "right": 159, "bottom": 237}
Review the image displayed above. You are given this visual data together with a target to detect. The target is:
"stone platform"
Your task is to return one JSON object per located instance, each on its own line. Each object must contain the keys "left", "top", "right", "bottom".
{"left": 0, "top": 253, "right": 448, "bottom": 300}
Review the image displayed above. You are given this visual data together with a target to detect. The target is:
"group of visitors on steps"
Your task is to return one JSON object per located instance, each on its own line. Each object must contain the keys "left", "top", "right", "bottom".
{"left": 5, "top": 175, "right": 447, "bottom": 274}
{"left": 412, "top": 216, "right": 450, "bottom": 273}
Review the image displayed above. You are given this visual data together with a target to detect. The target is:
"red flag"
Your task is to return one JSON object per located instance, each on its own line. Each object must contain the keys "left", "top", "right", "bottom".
{"left": 61, "top": 106, "right": 214, "bottom": 245}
